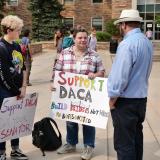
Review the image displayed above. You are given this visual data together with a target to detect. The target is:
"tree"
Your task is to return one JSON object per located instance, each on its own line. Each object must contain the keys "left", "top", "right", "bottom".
{"left": 105, "top": 19, "right": 119, "bottom": 37}
{"left": 29, "top": 0, "right": 63, "bottom": 41}
{"left": 0, "top": 0, "right": 5, "bottom": 19}
{"left": 156, "top": 15, "right": 160, "bottom": 25}
{"left": 0, "top": 0, "right": 6, "bottom": 36}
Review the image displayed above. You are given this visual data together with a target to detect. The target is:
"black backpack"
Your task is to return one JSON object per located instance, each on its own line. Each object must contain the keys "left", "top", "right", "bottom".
{"left": 32, "top": 117, "right": 62, "bottom": 155}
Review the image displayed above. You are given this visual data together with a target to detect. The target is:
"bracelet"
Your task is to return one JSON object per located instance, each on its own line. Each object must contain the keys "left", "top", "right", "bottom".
{"left": 22, "top": 85, "right": 27, "bottom": 87}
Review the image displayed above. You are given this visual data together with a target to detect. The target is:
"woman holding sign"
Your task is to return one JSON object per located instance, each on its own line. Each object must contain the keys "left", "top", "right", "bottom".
{"left": 52, "top": 29, "right": 105, "bottom": 160}
{"left": 0, "top": 15, "right": 28, "bottom": 160}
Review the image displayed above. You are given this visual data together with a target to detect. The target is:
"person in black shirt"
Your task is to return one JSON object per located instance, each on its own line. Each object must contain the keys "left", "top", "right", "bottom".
{"left": 0, "top": 15, "right": 28, "bottom": 160}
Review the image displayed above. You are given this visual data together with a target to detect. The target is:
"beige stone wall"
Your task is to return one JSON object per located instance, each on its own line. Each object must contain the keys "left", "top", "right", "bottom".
{"left": 97, "top": 42, "right": 109, "bottom": 50}
{"left": 38, "top": 41, "right": 109, "bottom": 51}
{"left": 30, "top": 43, "right": 42, "bottom": 55}
{"left": 42, "top": 41, "right": 56, "bottom": 50}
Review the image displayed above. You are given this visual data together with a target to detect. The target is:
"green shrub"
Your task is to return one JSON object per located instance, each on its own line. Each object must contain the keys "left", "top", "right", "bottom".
{"left": 105, "top": 19, "right": 120, "bottom": 36}
{"left": 96, "top": 32, "right": 111, "bottom": 42}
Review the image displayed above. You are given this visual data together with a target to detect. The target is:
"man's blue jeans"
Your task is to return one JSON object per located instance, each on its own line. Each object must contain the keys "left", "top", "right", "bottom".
{"left": 111, "top": 97, "right": 147, "bottom": 160}
{"left": 66, "top": 121, "right": 95, "bottom": 148}
{"left": 0, "top": 87, "right": 19, "bottom": 151}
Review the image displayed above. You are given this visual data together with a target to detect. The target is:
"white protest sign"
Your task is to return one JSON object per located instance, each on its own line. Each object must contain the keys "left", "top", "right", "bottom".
{"left": 51, "top": 71, "right": 109, "bottom": 129}
{"left": 0, "top": 93, "right": 38, "bottom": 142}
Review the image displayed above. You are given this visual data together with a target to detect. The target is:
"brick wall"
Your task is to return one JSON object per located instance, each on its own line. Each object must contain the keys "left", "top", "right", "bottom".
{"left": 4, "top": 0, "right": 132, "bottom": 33}
{"left": 111, "top": 0, "right": 132, "bottom": 19}
{"left": 61, "top": 0, "right": 112, "bottom": 31}
{"left": 4, "top": 0, "right": 32, "bottom": 30}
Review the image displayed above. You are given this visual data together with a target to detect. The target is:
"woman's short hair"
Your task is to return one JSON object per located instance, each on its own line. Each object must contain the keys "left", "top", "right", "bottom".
{"left": 1, "top": 15, "right": 24, "bottom": 34}
{"left": 74, "top": 28, "right": 88, "bottom": 37}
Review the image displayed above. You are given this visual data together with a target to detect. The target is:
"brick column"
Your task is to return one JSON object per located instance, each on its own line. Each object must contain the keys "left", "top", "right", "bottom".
{"left": 112, "top": 0, "right": 132, "bottom": 19}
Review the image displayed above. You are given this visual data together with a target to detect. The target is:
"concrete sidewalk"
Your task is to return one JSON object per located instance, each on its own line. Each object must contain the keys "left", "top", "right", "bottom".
{"left": 5, "top": 49, "right": 160, "bottom": 160}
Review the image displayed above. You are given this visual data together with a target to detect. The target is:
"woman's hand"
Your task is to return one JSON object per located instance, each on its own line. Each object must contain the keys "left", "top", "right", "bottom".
{"left": 17, "top": 86, "right": 26, "bottom": 99}
{"left": 88, "top": 72, "right": 96, "bottom": 80}
{"left": 50, "top": 84, "right": 56, "bottom": 92}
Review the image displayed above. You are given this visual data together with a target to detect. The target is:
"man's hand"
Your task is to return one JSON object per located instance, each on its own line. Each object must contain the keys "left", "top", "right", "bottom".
{"left": 109, "top": 97, "right": 118, "bottom": 110}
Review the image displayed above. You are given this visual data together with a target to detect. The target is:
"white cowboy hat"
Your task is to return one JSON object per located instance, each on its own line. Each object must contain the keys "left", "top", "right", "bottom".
{"left": 114, "top": 9, "right": 143, "bottom": 25}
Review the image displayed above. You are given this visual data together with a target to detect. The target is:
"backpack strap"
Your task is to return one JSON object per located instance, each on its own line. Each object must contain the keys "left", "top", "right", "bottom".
{"left": 43, "top": 117, "right": 62, "bottom": 139}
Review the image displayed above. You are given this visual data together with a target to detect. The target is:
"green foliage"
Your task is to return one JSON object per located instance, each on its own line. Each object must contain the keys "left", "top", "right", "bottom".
{"left": 0, "top": 0, "right": 6, "bottom": 36}
{"left": 29, "top": 0, "right": 63, "bottom": 41}
{"left": 105, "top": 19, "right": 119, "bottom": 36}
{"left": 156, "top": 15, "right": 160, "bottom": 24}
{"left": 0, "top": 0, "right": 5, "bottom": 19}
{"left": 96, "top": 32, "right": 111, "bottom": 42}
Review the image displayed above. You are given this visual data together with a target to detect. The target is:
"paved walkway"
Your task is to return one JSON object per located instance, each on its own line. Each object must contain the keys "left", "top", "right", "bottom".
{"left": 5, "top": 49, "right": 160, "bottom": 160}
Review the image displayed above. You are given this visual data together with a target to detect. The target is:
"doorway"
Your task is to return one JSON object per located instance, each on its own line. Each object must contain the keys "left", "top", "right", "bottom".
{"left": 145, "top": 21, "right": 154, "bottom": 40}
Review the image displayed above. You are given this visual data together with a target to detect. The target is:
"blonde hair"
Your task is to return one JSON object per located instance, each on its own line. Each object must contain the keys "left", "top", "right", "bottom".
{"left": 1, "top": 15, "right": 23, "bottom": 31}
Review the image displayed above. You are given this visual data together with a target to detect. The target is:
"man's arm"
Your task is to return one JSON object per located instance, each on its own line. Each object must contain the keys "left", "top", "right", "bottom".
{"left": 107, "top": 42, "right": 133, "bottom": 98}
{"left": 107, "top": 42, "right": 133, "bottom": 109}
{"left": 0, "top": 51, "right": 20, "bottom": 95}
{"left": 18, "top": 70, "right": 27, "bottom": 98}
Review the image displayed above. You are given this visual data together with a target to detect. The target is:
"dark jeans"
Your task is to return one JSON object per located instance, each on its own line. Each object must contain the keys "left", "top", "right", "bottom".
{"left": 66, "top": 121, "right": 95, "bottom": 148}
{"left": 0, "top": 139, "right": 19, "bottom": 151}
{"left": 0, "top": 87, "right": 19, "bottom": 151}
{"left": 111, "top": 97, "right": 147, "bottom": 160}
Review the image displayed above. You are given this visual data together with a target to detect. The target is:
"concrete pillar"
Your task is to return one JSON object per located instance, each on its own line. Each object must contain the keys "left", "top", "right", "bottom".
{"left": 132, "top": 0, "right": 137, "bottom": 9}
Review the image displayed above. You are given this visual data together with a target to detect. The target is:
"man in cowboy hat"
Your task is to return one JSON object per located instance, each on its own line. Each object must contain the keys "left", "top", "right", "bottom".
{"left": 107, "top": 9, "right": 153, "bottom": 160}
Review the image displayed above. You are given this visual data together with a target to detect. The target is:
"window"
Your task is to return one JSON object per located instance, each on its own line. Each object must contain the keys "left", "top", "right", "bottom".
{"left": 145, "top": 0, "right": 155, "bottom": 4}
{"left": 156, "top": 4, "right": 160, "bottom": 12}
{"left": 137, "top": 0, "right": 145, "bottom": 5}
{"left": 63, "top": 18, "right": 74, "bottom": 29}
{"left": 137, "top": 5, "right": 145, "bottom": 12}
{"left": 146, "top": 4, "right": 154, "bottom": 12}
{"left": 7, "top": 0, "right": 18, "bottom": 6}
{"left": 140, "top": 13, "right": 145, "bottom": 19}
{"left": 92, "top": 0, "right": 103, "bottom": 3}
{"left": 146, "top": 13, "right": 154, "bottom": 20}
{"left": 63, "top": 0, "right": 73, "bottom": 4}
{"left": 92, "top": 17, "right": 103, "bottom": 31}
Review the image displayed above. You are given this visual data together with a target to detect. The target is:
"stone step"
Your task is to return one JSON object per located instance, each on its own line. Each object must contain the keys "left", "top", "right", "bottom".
{"left": 153, "top": 41, "right": 160, "bottom": 51}
{"left": 153, "top": 55, "right": 160, "bottom": 62}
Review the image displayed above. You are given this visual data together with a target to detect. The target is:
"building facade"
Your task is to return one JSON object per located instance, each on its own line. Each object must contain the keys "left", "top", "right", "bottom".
{"left": 59, "top": 0, "right": 112, "bottom": 32}
{"left": 60, "top": 0, "right": 133, "bottom": 32}
{"left": 4, "top": 0, "right": 32, "bottom": 30}
{"left": 4, "top": 0, "right": 160, "bottom": 40}
{"left": 136, "top": 0, "right": 160, "bottom": 40}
